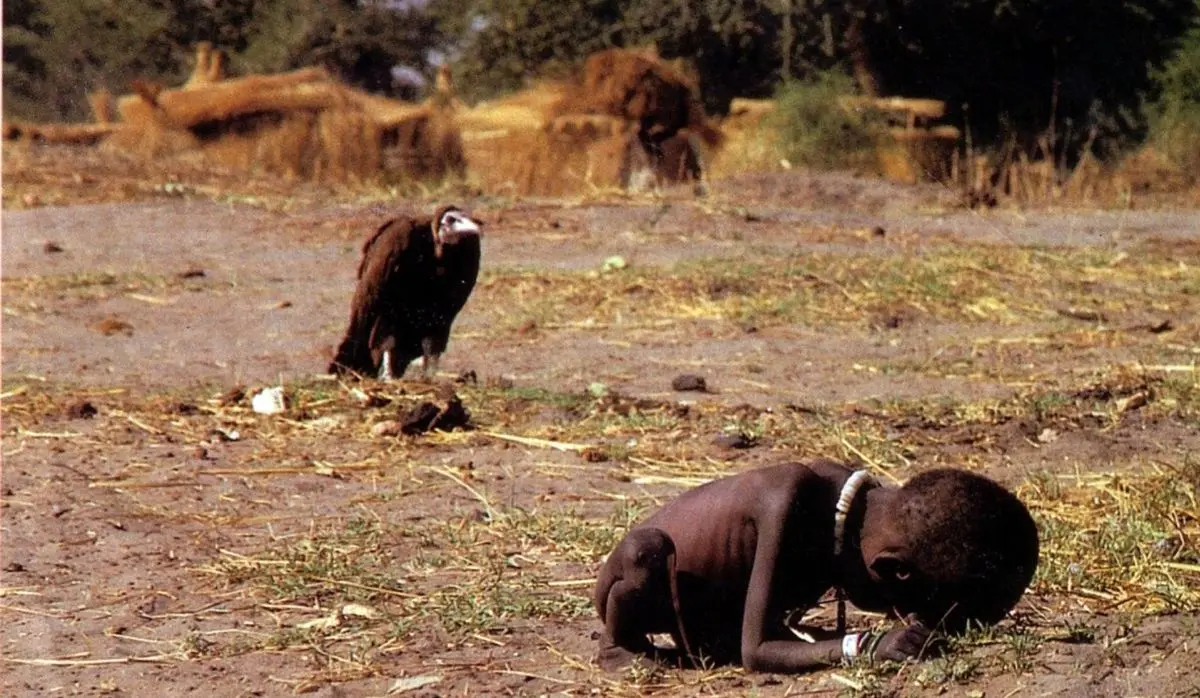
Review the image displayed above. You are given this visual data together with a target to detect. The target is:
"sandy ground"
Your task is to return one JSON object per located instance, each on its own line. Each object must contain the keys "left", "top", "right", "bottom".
{"left": 3, "top": 169, "right": 1199, "bottom": 697}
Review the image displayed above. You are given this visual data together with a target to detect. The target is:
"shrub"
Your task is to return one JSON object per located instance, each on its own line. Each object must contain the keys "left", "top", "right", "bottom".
{"left": 767, "top": 72, "right": 882, "bottom": 171}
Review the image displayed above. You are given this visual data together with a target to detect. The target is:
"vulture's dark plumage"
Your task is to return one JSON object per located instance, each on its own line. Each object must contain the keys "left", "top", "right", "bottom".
{"left": 329, "top": 205, "right": 482, "bottom": 380}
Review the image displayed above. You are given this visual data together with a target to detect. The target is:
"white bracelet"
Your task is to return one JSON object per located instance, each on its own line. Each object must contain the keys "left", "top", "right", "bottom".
{"left": 842, "top": 633, "right": 862, "bottom": 659}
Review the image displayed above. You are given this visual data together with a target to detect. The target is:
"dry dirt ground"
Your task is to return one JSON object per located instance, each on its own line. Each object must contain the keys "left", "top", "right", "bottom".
{"left": 2, "top": 147, "right": 1199, "bottom": 697}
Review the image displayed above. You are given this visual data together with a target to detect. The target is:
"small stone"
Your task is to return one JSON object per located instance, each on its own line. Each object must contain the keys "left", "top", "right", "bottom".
{"left": 191, "top": 446, "right": 209, "bottom": 460}
{"left": 179, "top": 268, "right": 206, "bottom": 279}
{"left": 90, "top": 316, "right": 134, "bottom": 336}
{"left": 43, "top": 241, "right": 65, "bottom": 254}
{"left": 581, "top": 448, "right": 609, "bottom": 463}
{"left": 1153, "top": 536, "right": 1181, "bottom": 557}
{"left": 713, "top": 432, "right": 757, "bottom": 449}
{"left": 455, "top": 369, "right": 478, "bottom": 385}
{"left": 671, "top": 374, "right": 708, "bottom": 392}
{"left": 66, "top": 401, "right": 98, "bottom": 419}
{"left": 871, "top": 226, "right": 886, "bottom": 238}
{"left": 3, "top": 562, "right": 26, "bottom": 573}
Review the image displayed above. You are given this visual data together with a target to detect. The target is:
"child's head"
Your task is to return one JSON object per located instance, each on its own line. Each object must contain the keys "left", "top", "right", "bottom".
{"left": 866, "top": 469, "right": 1039, "bottom": 632}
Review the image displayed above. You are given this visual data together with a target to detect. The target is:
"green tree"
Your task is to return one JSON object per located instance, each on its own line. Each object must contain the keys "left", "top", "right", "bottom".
{"left": 3, "top": 0, "right": 51, "bottom": 119}
{"left": 1148, "top": 3, "right": 1200, "bottom": 169}
{"left": 234, "top": 0, "right": 441, "bottom": 97}
{"left": 2, "top": 0, "right": 444, "bottom": 121}
{"left": 433, "top": 0, "right": 1198, "bottom": 156}
{"left": 427, "top": 0, "right": 624, "bottom": 102}
{"left": 3, "top": 0, "right": 184, "bottom": 121}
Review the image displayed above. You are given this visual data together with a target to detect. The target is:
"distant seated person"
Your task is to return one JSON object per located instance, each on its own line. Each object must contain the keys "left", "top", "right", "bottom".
{"left": 594, "top": 460, "right": 1039, "bottom": 672}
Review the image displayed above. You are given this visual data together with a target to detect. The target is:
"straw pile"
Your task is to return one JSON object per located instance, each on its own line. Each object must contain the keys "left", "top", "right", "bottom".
{"left": 5, "top": 44, "right": 464, "bottom": 184}
{"left": 459, "top": 48, "right": 722, "bottom": 195}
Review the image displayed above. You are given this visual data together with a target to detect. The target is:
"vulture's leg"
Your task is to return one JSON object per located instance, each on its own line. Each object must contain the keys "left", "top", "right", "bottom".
{"left": 420, "top": 337, "right": 438, "bottom": 380}
{"left": 374, "top": 334, "right": 397, "bottom": 382}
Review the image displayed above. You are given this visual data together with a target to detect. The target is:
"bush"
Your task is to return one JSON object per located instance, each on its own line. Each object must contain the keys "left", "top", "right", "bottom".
{"left": 1148, "top": 11, "right": 1200, "bottom": 172}
{"left": 768, "top": 73, "right": 882, "bottom": 171}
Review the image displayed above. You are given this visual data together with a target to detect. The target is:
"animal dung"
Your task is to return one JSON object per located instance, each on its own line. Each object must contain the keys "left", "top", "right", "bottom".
{"left": 251, "top": 386, "right": 286, "bottom": 415}
{"left": 400, "top": 402, "right": 442, "bottom": 434}
{"left": 671, "top": 374, "right": 709, "bottom": 392}
{"left": 394, "top": 394, "right": 472, "bottom": 436}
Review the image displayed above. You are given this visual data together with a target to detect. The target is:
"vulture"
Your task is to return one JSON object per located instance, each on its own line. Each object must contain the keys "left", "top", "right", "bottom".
{"left": 329, "top": 205, "right": 482, "bottom": 380}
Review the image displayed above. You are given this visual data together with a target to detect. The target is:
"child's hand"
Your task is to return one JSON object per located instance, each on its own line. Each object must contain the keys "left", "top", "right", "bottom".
{"left": 870, "top": 621, "right": 933, "bottom": 661}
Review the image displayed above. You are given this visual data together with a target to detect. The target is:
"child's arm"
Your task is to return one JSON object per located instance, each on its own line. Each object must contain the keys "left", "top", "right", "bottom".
{"left": 737, "top": 489, "right": 933, "bottom": 672}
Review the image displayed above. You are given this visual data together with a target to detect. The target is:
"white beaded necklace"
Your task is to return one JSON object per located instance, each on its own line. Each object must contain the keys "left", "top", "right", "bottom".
{"left": 833, "top": 470, "right": 874, "bottom": 634}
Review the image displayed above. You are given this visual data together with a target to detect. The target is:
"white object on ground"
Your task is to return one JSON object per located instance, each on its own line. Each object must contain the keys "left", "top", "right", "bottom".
{"left": 251, "top": 386, "right": 286, "bottom": 415}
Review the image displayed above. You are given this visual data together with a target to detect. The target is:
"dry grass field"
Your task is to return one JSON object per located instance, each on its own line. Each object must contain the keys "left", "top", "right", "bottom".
{"left": 2, "top": 146, "right": 1198, "bottom": 697}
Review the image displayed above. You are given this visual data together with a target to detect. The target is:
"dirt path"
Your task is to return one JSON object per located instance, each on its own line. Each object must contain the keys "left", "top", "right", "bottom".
{"left": 3, "top": 171, "right": 1199, "bottom": 697}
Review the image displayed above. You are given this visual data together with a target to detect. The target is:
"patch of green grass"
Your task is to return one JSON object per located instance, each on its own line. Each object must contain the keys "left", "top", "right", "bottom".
{"left": 1023, "top": 464, "right": 1200, "bottom": 614}
{"left": 474, "top": 242, "right": 1198, "bottom": 334}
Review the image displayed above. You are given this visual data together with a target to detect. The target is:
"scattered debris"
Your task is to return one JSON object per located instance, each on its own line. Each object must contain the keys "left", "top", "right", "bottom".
{"left": 1116, "top": 392, "right": 1149, "bottom": 414}
{"left": 209, "top": 427, "right": 240, "bottom": 442}
{"left": 601, "top": 255, "right": 628, "bottom": 273}
{"left": 370, "top": 420, "right": 403, "bottom": 437}
{"left": 1057, "top": 307, "right": 1105, "bottom": 322}
{"left": 90, "top": 316, "right": 134, "bottom": 336}
{"left": 1037, "top": 427, "right": 1059, "bottom": 444}
{"left": 671, "top": 374, "right": 709, "bottom": 392}
{"left": 251, "top": 386, "right": 286, "bottom": 415}
{"left": 351, "top": 387, "right": 391, "bottom": 408}
{"left": 215, "top": 386, "right": 245, "bottom": 406}
{"left": 388, "top": 675, "right": 442, "bottom": 695}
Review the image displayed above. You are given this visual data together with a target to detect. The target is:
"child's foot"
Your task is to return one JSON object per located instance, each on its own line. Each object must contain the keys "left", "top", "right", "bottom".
{"left": 597, "top": 642, "right": 656, "bottom": 671}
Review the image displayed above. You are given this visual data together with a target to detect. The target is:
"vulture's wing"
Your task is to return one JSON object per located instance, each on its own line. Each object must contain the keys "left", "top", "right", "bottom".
{"left": 329, "top": 218, "right": 422, "bottom": 375}
{"left": 350, "top": 218, "right": 420, "bottom": 323}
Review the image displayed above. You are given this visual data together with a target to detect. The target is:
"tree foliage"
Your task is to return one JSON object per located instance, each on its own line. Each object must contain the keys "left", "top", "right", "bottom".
{"left": 432, "top": 0, "right": 1199, "bottom": 154}
{"left": 5, "top": 0, "right": 1198, "bottom": 156}
{"left": 2, "top": 0, "right": 443, "bottom": 122}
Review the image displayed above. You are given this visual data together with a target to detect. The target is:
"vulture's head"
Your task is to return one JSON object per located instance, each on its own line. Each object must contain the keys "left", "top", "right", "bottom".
{"left": 434, "top": 206, "right": 482, "bottom": 258}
